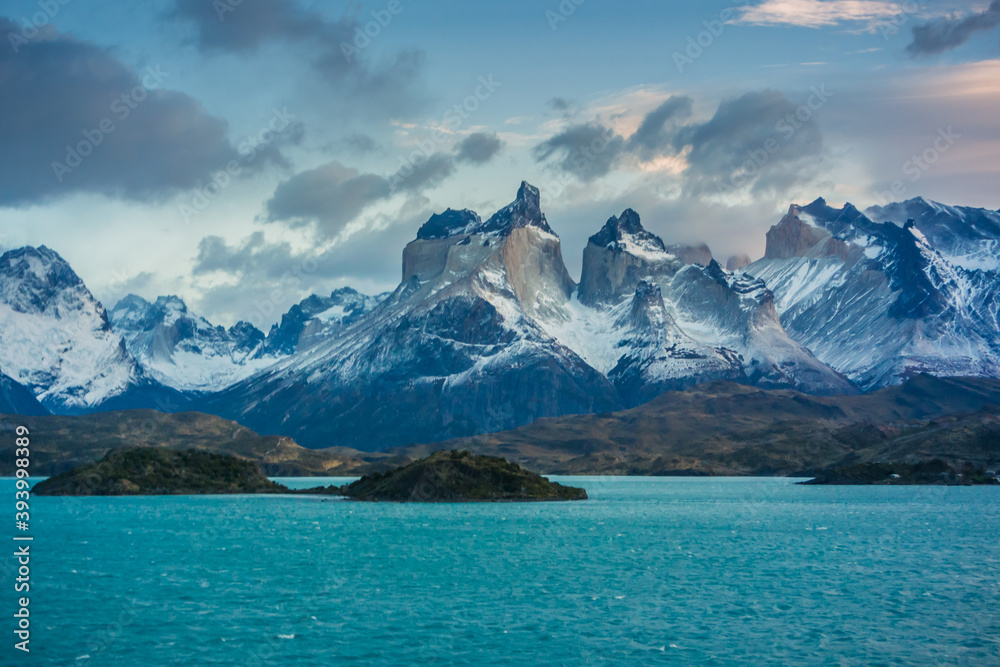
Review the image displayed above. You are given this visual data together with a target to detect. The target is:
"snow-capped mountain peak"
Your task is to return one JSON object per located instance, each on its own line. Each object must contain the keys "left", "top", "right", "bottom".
{"left": 591, "top": 208, "right": 669, "bottom": 259}
{"left": 748, "top": 196, "right": 1000, "bottom": 390}
{"left": 109, "top": 293, "right": 276, "bottom": 393}
{"left": 0, "top": 246, "right": 164, "bottom": 412}
{"left": 0, "top": 245, "right": 90, "bottom": 315}
{"left": 260, "top": 287, "right": 387, "bottom": 356}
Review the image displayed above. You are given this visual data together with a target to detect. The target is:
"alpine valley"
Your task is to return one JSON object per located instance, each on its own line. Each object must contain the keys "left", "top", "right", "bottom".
{"left": 2, "top": 183, "right": 999, "bottom": 455}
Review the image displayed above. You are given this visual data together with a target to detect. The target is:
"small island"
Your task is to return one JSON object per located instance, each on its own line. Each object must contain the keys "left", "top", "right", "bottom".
{"left": 339, "top": 450, "right": 587, "bottom": 502}
{"left": 32, "top": 447, "right": 588, "bottom": 501}
{"left": 32, "top": 447, "right": 289, "bottom": 496}
{"left": 800, "top": 459, "right": 1000, "bottom": 486}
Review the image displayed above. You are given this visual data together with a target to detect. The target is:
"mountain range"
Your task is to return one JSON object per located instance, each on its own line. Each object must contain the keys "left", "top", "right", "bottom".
{"left": 1, "top": 183, "right": 998, "bottom": 450}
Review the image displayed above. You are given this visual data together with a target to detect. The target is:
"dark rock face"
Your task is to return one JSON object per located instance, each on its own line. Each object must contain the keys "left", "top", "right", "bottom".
{"left": 479, "top": 181, "right": 555, "bottom": 236}
{"left": 589, "top": 209, "right": 665, "bottom": 251}
{"left": 341, "top": 450, "right": 587, "bottom": 501}
{"left": 0, "top": 372, "right": 48, "bottom": 416}
{"left": 229, "top": 321, "right": 266, "bottom": 354}
{"left": 260, "top": 288, "right": 384, "bottom": 356}
{"left": 765, "top": 205, "right": 836, "bottom": 259}
{"left": 417, "top": 209, "right": 482, "bottom": 240}
{"left": 32, "top": 447, "right": 286, "bottom": 496}
{"left": 579, "top": 209, "right": 680, "bottom": 307}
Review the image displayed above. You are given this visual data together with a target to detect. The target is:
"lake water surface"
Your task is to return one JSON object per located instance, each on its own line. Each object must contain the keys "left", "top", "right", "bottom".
{"left": 6, "top": 477, "right": 1000, "bottom": 665}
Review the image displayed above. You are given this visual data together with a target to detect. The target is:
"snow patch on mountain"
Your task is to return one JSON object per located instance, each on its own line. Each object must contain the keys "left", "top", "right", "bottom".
{"left": 0, "top": 246, "right": 148, "bottom": 412}
{"left": 749, "top": 198, "right": 1000, "bottom": 389}
{"left": 109, "top": 295, "right": 279, "bottom": 393}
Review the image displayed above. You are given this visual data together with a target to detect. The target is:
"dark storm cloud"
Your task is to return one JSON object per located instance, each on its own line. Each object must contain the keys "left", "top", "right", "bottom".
{"left": 171, "top": 0, "right": 425, "bottom": 113}
{"left": 171, "top": 0, "right": 328, "bottom": 53}
{"left": 195, "top": 232, "right": 301, "bottom": 278}
{"left": 532, "top": 122, "right": 626, "bottom": 181}
{"left": 548, "top": 97, "right": 572, "bottom": 111}
{"left": 906, "top": 1, "right": 1000, "bottom": 56}
{"left": 264, "top": 161, "right": 391, "bottom": 237}
{"left": 0, "top": 18, "right": 282, "bottom": 207}
{"left": 195, "top": 224, "right": 416, "bottom": 285}
{"left": 390, "top": 153, "right": 457, "bottom": 193}
{"left": 627, "top": 95, "right": 693, "bottom": 158}
{"left": 532, "top": 89, "right": 826, "bottom": 195}
{"left": 675, "top": 89, "right": 826, "bottom": 196}
{"left": 342, "top": 133, "right": 380, "bottom": 154}
{"left": 264, "top": 145, "right": 462, "bottom": 240}
{"left": 455, "top": 132, "right": 504, "bottom": 165}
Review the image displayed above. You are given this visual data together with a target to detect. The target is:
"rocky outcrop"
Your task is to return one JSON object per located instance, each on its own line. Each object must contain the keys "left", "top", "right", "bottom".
{"left": 764, "top": 205, "right": 834, "bottom": 259}
{"left": 578, "top": 209, "right": 680, "bottom": 307}
{"left": 340, "top": 450, "right": 588, "bottom": 501}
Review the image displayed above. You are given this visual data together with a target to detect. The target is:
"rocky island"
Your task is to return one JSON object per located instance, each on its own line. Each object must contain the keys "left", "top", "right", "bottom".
{"left": 32, "top": 448, "right": 288, "bottom": 496}
{"left": 800, "top": 459, "right": 1000, "bottom": 485}
{"left": 32, "top": 448, "right": 588, "bottom": 501}
{"left": 339, "top": 450, "right": 587, "bottom": 502}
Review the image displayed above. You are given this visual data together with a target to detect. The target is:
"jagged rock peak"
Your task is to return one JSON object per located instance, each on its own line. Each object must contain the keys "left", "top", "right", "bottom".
{"left": 764, "top": 204, "right": 834, "bottom": 260}
{"left": 517, "top": 180, "right": 540, "bottom": 208}
{"left": 417, "top": 209, "right": 482, "bottom": 240}
{"left": 413, "top": 182, "right": 554, "bottom": 241}
{"left": 625, "top": 279, "right": 668, "bottom": 329}
{"left": 800, "top": 198, "right": 868, "bottom": 234}
{"left": 229, "top": 320, "right": 266, "bottom": 352}
{"left": 115, "top": 294, "right": 151, "bottom": 311}
{"left": 589, "top": 209, "right": 666, "bottom": 254}
{"left": 0, "top": 245, "right": 87, "bottom": 313}
{"left": 480, "top": 181, "right": 554, "bottom": 236}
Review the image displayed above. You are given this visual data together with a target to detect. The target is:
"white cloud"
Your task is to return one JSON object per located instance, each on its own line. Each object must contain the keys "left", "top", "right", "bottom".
{"left": 734, "top": 0, "right": 905, "bottom": 28}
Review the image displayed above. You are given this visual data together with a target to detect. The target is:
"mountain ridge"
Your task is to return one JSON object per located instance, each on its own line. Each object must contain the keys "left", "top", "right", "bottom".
{"left": 1, "top": 185, "right": 998, "bottom": 453}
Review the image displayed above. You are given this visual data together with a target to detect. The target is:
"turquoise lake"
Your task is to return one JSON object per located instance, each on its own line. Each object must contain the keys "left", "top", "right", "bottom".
{"left": 5, "top": 477, "right": 1000, "bottom": 665}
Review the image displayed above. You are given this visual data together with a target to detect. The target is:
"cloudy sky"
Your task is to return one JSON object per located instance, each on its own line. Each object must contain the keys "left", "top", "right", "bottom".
{"left": 1, "top": 0, "right": 998, "bottom": 328}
